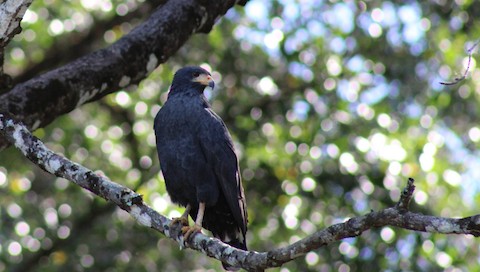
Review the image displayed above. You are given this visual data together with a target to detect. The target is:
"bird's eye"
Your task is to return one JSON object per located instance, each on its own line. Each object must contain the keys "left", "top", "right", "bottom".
{"left": 193, "top": 72, "right": 200, "bottom": 77}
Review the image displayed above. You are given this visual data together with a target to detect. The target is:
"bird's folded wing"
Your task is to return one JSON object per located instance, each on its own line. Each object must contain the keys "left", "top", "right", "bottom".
{"left": 198, "top": 108, "right": 248, "bottom": 233}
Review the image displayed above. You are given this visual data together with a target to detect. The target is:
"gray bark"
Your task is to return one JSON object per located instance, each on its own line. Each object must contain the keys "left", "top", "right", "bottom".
{"left": 0, "top": 0, "right": 33, "bottom": 91}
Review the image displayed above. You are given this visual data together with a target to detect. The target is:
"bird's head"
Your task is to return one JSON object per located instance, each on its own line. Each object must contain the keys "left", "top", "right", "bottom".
{"left": 170, "top": 66, "right": 215, "bottom": 95}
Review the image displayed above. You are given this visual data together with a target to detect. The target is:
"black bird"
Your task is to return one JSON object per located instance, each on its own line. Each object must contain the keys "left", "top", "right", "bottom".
{"left": 154, "top": 66, "right": 248, "bottom": 270}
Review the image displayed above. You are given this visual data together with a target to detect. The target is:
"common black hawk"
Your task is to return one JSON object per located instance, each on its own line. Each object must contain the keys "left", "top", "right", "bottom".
{"left": 154, "top": 66, "right": 248, "bottom": 270}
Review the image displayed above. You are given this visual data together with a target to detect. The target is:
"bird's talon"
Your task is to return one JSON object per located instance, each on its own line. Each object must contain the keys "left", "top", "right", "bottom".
{"left": 182, "top": 225, "right": 202, "bottom": 242}
{"left": 170, "top": 216, "right": 189, "bottom": 227}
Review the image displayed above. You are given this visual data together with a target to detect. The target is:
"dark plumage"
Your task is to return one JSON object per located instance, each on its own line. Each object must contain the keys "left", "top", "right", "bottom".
{"left": 154, "top": 66, "right": 248, "bottom": 270}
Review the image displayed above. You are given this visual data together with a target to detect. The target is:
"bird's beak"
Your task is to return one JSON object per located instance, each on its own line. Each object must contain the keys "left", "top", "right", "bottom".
{"left": 193, "top": 74, "right": 215, "bottom": 89}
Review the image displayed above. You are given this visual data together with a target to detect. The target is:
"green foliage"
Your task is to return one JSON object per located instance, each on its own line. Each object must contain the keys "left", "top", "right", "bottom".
{"left": 2, "top": 0, "right": 480, "bottom": 271}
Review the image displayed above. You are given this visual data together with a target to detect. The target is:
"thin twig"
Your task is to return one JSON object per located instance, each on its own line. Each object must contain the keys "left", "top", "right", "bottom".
{"left": 440, "top": 39, "right": 480, "bottom": 86}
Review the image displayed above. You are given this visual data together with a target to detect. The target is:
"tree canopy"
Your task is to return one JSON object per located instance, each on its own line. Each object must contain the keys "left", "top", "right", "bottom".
{"left": 1, "top": 0, "right": 480, "bottom": 271}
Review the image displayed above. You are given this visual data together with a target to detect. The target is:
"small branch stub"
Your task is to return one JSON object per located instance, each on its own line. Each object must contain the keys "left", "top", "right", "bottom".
{"left": 396, "top": 177, "right": 415, "bottom": 211}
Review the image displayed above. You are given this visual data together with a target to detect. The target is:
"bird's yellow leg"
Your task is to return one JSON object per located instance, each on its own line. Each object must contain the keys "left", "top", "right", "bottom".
{"left": 183, "top": 202, "right": 205, "bottom": 241}
{"left": 170, "top": 204, "right": 191, "bottom": 227}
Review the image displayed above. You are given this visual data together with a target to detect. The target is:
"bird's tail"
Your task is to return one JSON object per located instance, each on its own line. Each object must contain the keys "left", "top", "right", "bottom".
{"left": 214, "top": 232, "right": 247, "bottom": 271}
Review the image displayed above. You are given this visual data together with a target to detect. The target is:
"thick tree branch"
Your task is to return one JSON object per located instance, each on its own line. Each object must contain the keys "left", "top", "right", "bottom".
{"left": 0, "top": 0, "right": 33, "bottom": 92}
{"left": 1, "top": 114, "right": 480, "bottom": 271}
{"left": 13, "top": 0, "right": 167, "bottom": 85}
{"left": 0, "top": 0, "right": 32, "bottom": 47}
{"left": 0, "top": 0, "right": 246, "bottom": 151}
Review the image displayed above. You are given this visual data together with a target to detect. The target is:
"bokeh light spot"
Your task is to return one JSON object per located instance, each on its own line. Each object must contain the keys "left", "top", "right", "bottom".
{"left": 380, "top": 227, "right": 395, "bottom": 243}
{"left": 301, "top": 177, "right": 316, "bottom": 192}
{"left": 48, "top": 19, "right": 64, "bottom": 36}
{"left": 435, "top": 251, "right": 452, "bottom": 268}
{"left": 8, "top": 242, "right": 22, "bottom": 256}
{"left": 305, "top": 252, "right": 319, "bottom": 266}
{"left": 15, "top": 221, "right": 30, "bottom": 236}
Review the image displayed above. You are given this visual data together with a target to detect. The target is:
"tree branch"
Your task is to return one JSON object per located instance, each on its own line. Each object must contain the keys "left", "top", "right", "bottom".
{"left": 0, "top": 0, "right": 32, "bottom": 47}
{"left": 13, "top": 103, "right": 160, "bottom": 272}
{"left": 1, "top": 114, "right": 480, "bottom": 271}
{"left": 0, "top": 0, "right": 33, "bottom": 92}
{"left": 12, "top": 0, "right": 167, "bottom": 85}
{"left": 0, "top": 0, "right": 246, "bottom": 151}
